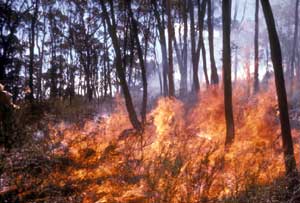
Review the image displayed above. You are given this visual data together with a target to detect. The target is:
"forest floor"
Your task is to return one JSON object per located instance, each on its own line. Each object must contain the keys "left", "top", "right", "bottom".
{"left": 1, "top": 88, "right": 300, "bottom": 203}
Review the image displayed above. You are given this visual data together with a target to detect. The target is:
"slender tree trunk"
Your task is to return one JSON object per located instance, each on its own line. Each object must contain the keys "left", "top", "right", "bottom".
{"left": 290, "top": 0, "right": 299, "bottom": 95}
{"left": 253, "top": 0, "right": 260, "bottom": 93}
{"left": 128, "top": 29, "right": 134, "bottom": 88}
{"left": 208, "top": 0, "right": 219, "bottom": 84}
{"left": 128, "top": 1, "right": 148, "bottom": 125}
{"left": 223, "top": 0, "right": 235, "bottom": 146}
{"left": 49, "top": 7, "right": 57, "bottom": 98}
{"left": 151, "top": 0, "right": 169, "bottom": 96}
{"left": 100, "top": 0, "right": 142, "bottom": 131}
{"left": 189, "top": 0, "right": 200, "bottom": 92}
{"left": 103, "top": 63, "right": 107, "bottom": 99}
{"left": 69, "top": 18, "right": 76, "bottom": 104}
{"left": 245, "top": 52, "right": 251, "bottom": 96}
{"left": 260, "top": 0, "right": 298, "bottom": 189}
{"left": 167, "top": 0, "right": 175, "bottom": 97}
{"left": 197, "top": 0, "right": 209, "bottom": 87}
{"left": 174, "top": 0, "right": 188, "bottom": 96}
{"left": 83, "top": 49, "right": 93, "bottom": 102}
{"left": 202, "top": 39, "right": 209, "bottom": 87}
{"left": 69, "top": 49, "right": 75, "bottom": 104}
{"left": 182, "top": 0, "right": 188, "bottom": 95}
{"left": 108, "top": 64, "right": 112, "bottom": 98}
{"left": 37, "top": 13, "right": 46, "bottom": 101}
{"left": 29, "top": 0, "right": 39, "bottom": 102}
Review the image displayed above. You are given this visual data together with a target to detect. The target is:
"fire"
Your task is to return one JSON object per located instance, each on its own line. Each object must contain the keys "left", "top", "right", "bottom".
{"left": 35, "top": 82, "right": 299, "bottom": 202}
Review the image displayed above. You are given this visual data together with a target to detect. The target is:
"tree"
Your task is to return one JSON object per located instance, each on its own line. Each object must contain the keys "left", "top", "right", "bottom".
{"left": 127, "top": 0, "right": 148, "bottom": 124}
{"left": 253, "top": 0, "right": 259, "bottom": 93}
{"left": 290, "top": 0, "right": 299, "bottom": 95}
{"left": 222, "top": 0, "right": 235, "bottom": 146}
{"left": 208, "top": 0, "right": 219, "bottom": 85}
{"left": 197, "top": 0, "right": 209, "bottom": 87}
{"left": 100, "top": 0, "right": 142, "bottom": 131}
{"left": 179, "top": 0, "right": 188, "bottom": 95}
{"left": 36, "top": 5, "right": 47, "bottom": 101}
{"left": 189, "top": 0, "right": 207, "bottom": 92}
{"left": 167, "top": 0, "right": 175, "bottom": 97}
{"left": 71, "top": 2, "right": 100, "bottom": 102}
{"left": 260, "top": 0, "right": 298, "bottom": 189}
{"left": 189, "top": 0, "right": 200, "bottom": 92}
{"left": 48, "top": 6, "right": 58, "bottom": 98}
{"left": 0, "top": 1, "right": 29, "bottom": 99}
{"left": 28, "top": 0, "right": 39, "bottom": 102}
{"left": 151, "top": 0, "right": 169, "bottom": 96}
{"left": 201, "top": 37, "right": 209, "bottom": 87}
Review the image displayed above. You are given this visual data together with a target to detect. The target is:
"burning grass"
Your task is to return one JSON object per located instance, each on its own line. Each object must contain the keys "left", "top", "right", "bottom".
{"left": 1, "top": 82, "right": 300, "bottom": 202}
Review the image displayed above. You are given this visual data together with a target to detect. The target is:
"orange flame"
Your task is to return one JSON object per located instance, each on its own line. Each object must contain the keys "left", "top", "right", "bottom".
{"left": 44, "top": 82, "right": 299, "bottom": 202}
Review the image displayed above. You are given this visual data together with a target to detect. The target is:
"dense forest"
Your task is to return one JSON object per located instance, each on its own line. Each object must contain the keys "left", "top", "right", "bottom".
{"left": 1, "top": 0, "right": 300, "bottom": 202}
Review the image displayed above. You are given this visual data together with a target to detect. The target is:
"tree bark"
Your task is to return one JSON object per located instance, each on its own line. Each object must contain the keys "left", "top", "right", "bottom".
{"left": 290, "top": 0, "right": 299, "bottom": 95}
{"left": 189, "top": 0, "right": 200, "bottom": 92}
{"left": 208, "top": 0, "right": 219, "bottom": 84}
{"left": 36, "top": 11, "right": 46, "bottom": 101}
{"left": 182, "top": 0, "right": 188, "bottom": 95}
{"left": 167, "top": 0, "right": 175, "bottom": 97}
{"left": 49, "top": 7, "right": 57, "bottom": 98}
{"left": 253, "top": 0, "right": 260, "bottom": 93}
{"left": 222, "top": 0, "right": 235, "bottom": 146}
{"left": 260, "top": 0, "right": 298, "bottom": 188}
{"left": 201, "top": 38, "right": 209, "bottom": 87}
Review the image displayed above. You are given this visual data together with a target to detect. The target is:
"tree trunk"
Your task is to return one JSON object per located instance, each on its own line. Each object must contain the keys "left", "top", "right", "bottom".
{"left": 189, "top": 0, "right": 200, "bottom": 92}
{"left": 197, "top": 0, "right": 209, "bottom": 87}
{"left": 201, "top": 38, "right": 209, "bottom": 87}
{"left": 260, "top": 0, "right": 298, "bottom": 188}
{"left": 253, "top": 0, "right": 260, "bottom": 93}
{"left": 173, "top": 0, "right": 188, "bottom": 96}
{"left": 182, "top": 0, "right": 188, "bottom": 95}
{"left": 151, "top": 0, "right": 169, "bottom": 96}
{"left": 49, "top": 7, "right": 57, "bottom": 98}
{"left": 103, "top": 22, "right": 109, "bottom": 98}
{"left": 37, "top": 12, "right": 46, "bottom": 101}
{"left": 100, "top": 0, "right": 142, "bottom": 131}
{"left": 290, "top": 0, "right": 299, "bottom": 95}
{"left": 85, "top": 51, "right": 93, "bottom": 102}
{"left": 167, "top": 0, "right": 175, "bottom": 97}
{"left": 128, "top": 1, "right": 148, "bottom": 125}
{"left": 222, "top": 0, "right": 235, "bottom": 146}
{"left": 208, "top": 0, "right": 219, "bottom": 84}
{"left": 245, "top": 51, "right": 251, "bottom": 97}
{"left": 29, "top": 0, "right": 39, "bottom": 102}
